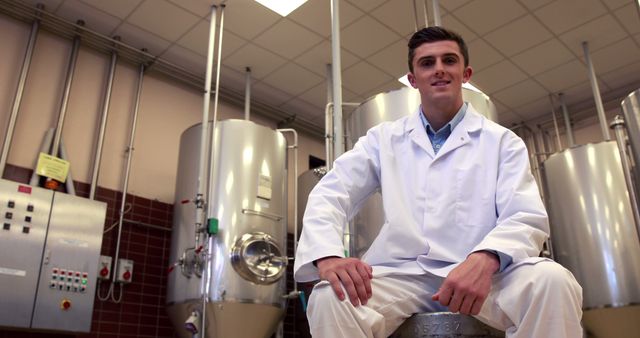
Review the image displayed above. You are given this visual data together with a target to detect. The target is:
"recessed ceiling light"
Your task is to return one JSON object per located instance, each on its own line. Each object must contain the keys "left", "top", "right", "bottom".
{"left": 254, "top": 0, "right": 308, "bottom": 16}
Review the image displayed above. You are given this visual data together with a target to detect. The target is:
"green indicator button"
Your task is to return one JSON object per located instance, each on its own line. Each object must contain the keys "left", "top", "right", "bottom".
{"left": 207, "top": 218, "right": 219, "bottom": 235}
{"left": 81, "top": 279, "right": 87, "bottom": 285}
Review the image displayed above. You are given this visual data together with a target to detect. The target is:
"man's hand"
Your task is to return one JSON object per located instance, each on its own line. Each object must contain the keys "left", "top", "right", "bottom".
{"left": 316, "top": 256, "right": 373, "bottom": 307}
{"left": 432, "top": 251, "right": 500, "bottom": 315}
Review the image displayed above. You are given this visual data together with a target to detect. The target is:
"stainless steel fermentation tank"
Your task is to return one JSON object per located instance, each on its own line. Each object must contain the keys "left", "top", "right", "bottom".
{"left": 167, "top": 120, "right": 288, "bottom": 338}
{"left": 298, "top": 86, "right": 497, "bottom": 257}
{"left": 622, "top": 89, "right": 640, "bottom": 194}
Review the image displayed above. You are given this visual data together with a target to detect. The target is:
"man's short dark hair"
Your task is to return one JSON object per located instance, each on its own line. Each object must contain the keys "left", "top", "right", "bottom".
{"left": 407, "top": 26, "right": 469, "bottom": 73}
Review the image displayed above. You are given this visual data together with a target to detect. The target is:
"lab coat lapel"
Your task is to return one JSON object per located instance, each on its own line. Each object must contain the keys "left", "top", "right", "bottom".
{"left": 408, "top": 109, "right": 436, "bottom": 158}
{"left": 433, "top": 104, "right": 483, "bottom": 160}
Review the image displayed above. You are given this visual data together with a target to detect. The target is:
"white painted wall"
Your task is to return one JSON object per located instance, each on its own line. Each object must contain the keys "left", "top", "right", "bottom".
{"left": 0, "top": 15, "right": 326, "bottom": 233}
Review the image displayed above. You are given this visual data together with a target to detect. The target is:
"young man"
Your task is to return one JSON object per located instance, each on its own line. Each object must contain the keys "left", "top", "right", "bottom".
{"left": 294, "top": 27, "right": 583, "bottom": 337}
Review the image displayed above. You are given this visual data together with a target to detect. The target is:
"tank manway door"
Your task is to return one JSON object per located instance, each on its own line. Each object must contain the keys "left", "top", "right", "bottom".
{"left": 230, "top": 232, "right": 287, "bottom": 284}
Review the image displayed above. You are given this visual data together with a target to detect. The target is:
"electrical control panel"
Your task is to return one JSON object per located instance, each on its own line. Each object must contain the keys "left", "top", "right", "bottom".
{"left": 0, "top": 179, "right": 106, "bottom": 333}
{"left": 115, "top": 258, "right": 134, "bottom": 284}
{"left": 98, "top": 255, "right": 112, "bottom": 280}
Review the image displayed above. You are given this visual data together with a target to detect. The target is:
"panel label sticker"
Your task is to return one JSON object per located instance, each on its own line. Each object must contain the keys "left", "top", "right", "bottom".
{"left": 0, "top": 267, "right": 26, "bottom": 277}
{"left": 36, "top": 152, "right": 70, "bottom": 183}
{"left": 257, "top": 174, "right": 272, "bottom": 200}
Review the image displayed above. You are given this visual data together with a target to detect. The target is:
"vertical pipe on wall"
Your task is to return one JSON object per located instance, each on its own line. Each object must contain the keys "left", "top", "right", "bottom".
{"left": 325, "top": 64, "right": 334, "bottom": 169}
{"left": 111, "top": 62, "right": 145, "bottom": 303}
{"left": 582, "top": 41, "right": 611, "bottom": 141}
{"left": 89, "top": 38, "right": 119, "bottom": 200}
{"left": 610, "top": 116, "right": 640, "bottom": 243}
{"left": 277, "top": 128, "right": 299, "bottom": 293}
{"left": 330, "top": 0, "right": 344, "bottom": 160}
{"left": 432, "top": 0, "right": 441, "bottom": 26}
{"left": 412, "top": 0, "right": 419, "bottom": 31}
{"left": 548, "top": 94, "right": 563, "bottom": 150}
{"left": 422, "top": 0, "right": 429, "bottom": 27}
{"left": 244, "top": 67, "right": 251, "bottom": 120}
{"left": 51, "top": 21, "right": 83, "bottom": 158}
{"left": 558, "top": 93, "right": 575, "bottom": 147}
{"left": 0, "top": 5, "right": 41, "bottom": 176}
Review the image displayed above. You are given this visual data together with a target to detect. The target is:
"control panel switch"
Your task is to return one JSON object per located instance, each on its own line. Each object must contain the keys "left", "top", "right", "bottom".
{"left": 98, "top": 255, "right": 112, "bottom": 280}
{"left": 115, "top": 259, "right": 134, "bottom": 284}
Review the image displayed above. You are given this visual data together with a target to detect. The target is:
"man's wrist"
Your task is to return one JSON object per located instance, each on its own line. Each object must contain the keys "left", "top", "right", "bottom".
{"left": 471, "top": 251, "right": 500, "bottom": 274}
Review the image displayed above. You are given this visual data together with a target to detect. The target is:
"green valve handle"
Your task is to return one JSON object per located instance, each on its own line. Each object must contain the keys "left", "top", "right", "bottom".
{"left": 207, "top": 218, "right": 219, "bottom": 235}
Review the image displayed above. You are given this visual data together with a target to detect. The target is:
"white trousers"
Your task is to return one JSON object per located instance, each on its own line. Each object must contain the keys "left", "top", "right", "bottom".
{"left": 307, "top": 258, "right": 583, "bottom": 338}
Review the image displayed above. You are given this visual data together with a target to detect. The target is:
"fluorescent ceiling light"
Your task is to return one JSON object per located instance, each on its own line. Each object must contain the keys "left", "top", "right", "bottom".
{"left": 397, "top": 74, "right": 486, "bottom": 96}
{"left": 254, "top": 0, "right": 308, "bottom": 16}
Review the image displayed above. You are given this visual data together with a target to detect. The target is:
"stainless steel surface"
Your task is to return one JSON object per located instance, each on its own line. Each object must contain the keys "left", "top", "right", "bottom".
{"left": 610, "top": 116, "right": 640, "bottom": 243}
{"left": 326, "top": 65, "right": 334, "bottom": 169}
{"left": 331, "top": 0, "right": 344, "bottom": 160}
{"left": 230, "top": 232, "right": 286, "bottom": 285}
{"left": 245, "top": 67, "right": 251, "bottom": 120}
{"left": 621, "top": 89, "right": 640, "bottom": 197}
{"left": 168, "top": 120, "right": 287, "bottom": 338}
{"left": 31, "top": 191, "right": 106, "bottom": 332}
{"left": 297, "top": 167, "right": 326, "bottom": 237}
{"left": 549, "top": 94, "right": 562, "bottom": 150}
{"left": 344, "top": 86, "right": 497, "bottom": 257}
{"left": 0, "top": 179, "right": 53, "bottom": 328}
{"left": 0, "top": 8, "right": 39, "bottom": 175}
{"left": 0, "top": 178, "right": 106, "bottom": 332}
{"left": 559, "top": 93, "right": 575, "bottom": 147}
{"left": 52, "top": 29, "right": 81, "bottom": 157}
{"left": 390, "top": 312, "right": 504, "bottom": 338}
{"left": 582, "top": 41, "right": 610, "bottom": 141}
{"left": 90, "top": 42, "right": 118, "bottom": 200}
{"left": 432, "top": 0, "right": 441, "bottom": 26}
{"left": 542, "top": 142, "right": 640, "bottom": 309}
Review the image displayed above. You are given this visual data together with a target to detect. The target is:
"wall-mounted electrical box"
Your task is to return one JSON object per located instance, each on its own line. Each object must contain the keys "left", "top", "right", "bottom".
{"left": 98, "top": 255, "right": 112, "bottom": 281}
{"left": 115, "top": 259, "right": 134, "bottom": 284}
{"left": 0, "top": 179, "right": 106, "bottom": 333}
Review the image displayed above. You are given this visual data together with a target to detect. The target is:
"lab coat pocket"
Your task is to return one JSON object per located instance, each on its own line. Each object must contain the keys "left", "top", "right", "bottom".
{"left": 454, "top": 166, "right": 495, "bottom": 230}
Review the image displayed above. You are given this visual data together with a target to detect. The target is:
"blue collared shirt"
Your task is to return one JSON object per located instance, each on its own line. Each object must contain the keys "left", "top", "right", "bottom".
{"left": 419, "top": 103, "right": 512, "bottom": 272}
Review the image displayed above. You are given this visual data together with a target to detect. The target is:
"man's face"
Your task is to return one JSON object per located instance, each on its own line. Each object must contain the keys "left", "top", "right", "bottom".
{"left": 407, "top": 40, "right": 472, "bottom": 109}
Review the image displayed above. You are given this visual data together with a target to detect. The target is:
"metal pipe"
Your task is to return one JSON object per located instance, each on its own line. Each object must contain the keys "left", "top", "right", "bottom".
{"left": 111, "top": 62, "right": 145, "bottom": 302}
{"left": 422, "top": 0, "right": 429, "bottom": 27}
{"left": 330, "top": 0, "right": 345, "bottom": 159}
{"left": 197, "top": 5, "right": 219, "bottom": 336}
{"left": 89, "top": 37, "right": 119, "bottom": 200}
{"left": 0, "top": 4, "right": 41, "bottom": 176}
{"left": 412, "top": 0, "right": 419, "bottom": 32}
{"left": 51, "top": 21, "right": 83, "bottom": 158}
{"left": 610, "top": 116, "right": 640, "bottom": 243}
{"left": 59, "top": 138, "right": 76, "bottom": 195}
{"left": 582, "top": 41, "right": 610, "bottom": 141}
{"left": 325, "top": 64, "right": 334, "bottom": 169}
{"left": 277, "top": 128, "right": 298, "bottom": 292}
{"left": 30, "top": 129, "right": 54, "bottom": 186}
{"left": 548, "top": 94, "right": 563, "bottom": 150}
{"left": 244, "top": 67, "right": 251, "bottom": 120}
{"left": 558, "top": 93, "right": 575, "bottom": 147}
{"left": 432, "top": 0, "right": 441, "bottom": 26}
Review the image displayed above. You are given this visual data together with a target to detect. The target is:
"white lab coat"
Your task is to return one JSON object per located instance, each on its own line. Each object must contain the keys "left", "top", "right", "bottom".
{"left": 294, "top": 103, "right": 549, "bottom": 282}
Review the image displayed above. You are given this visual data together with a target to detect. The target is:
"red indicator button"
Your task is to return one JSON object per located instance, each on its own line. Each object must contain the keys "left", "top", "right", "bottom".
{"left": 100, "top": 267, "right": 109, "bottom": 277}
{"left": 18, "top": 185, "right": 32, "bottom": 194}
{"left": 123, "top": 270, "right": 131, "bottom": 281}
{"left": 61, "top": 299, "right": 71, "bottom": 310}
{"left": 82, "top": 273, "right": 88, "bottom": 278}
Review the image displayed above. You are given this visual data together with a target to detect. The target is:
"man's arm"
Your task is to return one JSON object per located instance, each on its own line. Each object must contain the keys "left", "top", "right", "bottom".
{"left": 316, "top": 256, "right": 373, "bottom": 306}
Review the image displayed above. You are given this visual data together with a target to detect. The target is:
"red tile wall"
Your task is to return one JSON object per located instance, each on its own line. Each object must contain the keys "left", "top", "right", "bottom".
{"left": 0, "top": 164, "right": 310, "bottom": 338}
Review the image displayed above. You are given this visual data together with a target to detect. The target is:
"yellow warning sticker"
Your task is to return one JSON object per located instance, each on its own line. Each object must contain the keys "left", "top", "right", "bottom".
{"left": 36, "top": 152, "right": 70, "bottom": 183}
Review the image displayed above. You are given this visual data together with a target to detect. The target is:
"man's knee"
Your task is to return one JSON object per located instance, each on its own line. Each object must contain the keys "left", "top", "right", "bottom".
{"left": 308, "top": 282, "right": 347, "bottom": 318}
{"left": 526, "top": 261, "right": 583, "bottom": 300}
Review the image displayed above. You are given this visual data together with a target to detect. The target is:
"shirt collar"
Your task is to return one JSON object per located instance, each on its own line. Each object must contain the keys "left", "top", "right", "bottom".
{"left": 419, "top": 102, "right": 468, "bottom": 136}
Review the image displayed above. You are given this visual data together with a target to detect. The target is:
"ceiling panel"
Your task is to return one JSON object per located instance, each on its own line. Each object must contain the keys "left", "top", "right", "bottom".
{"left": 466, "top": 38, "right": 504, "bottom": 72}
{"left": 279, "top": 97, "right": 322, "bottom": 120}
{"left": 288, "top": 0, "right": 363, "bottom": 38}
{"left": 297, "top": 83, "right": 329, "bottom": 109}
{"left": 345, "top": 0, "right": 387, "bottom": 12}
{"left": 586, "top": 37, "right": 640, "bottom": 73}
{"left": 484, "top": 15, "right": 553, "bottom": 57}
{"left": 439, "top": 0, "right": 472, "bottom": 11}
{"left": 223, "top": 43, "right": 287, "bottom": 79}
{"left": 260, "top": 62, "right": 323, "bottom": 97}
{"left": 535, "top": 59, "right": 589, "bottom": 93}
{"left": 440, "top": 13, "right": 477, "bottom": 42}
{"left": 472, "top": 60, "right": 529, "bottom": 94}
{"left": 341, "top": 15, "right": 401, "bottom": 58}
{"left": 294, "top": 41, "right": 360, "bottom": 77}
{"left": 511, "top": 38, "right": 575, "bottom": 76}
{"left": 517, "top": 0, "right": 555, "bottom": 11}
{"left": 253, "top": 19, "right": 323, "bottom": 59}
{"left": 79, "top": 0, "right": 142, "bottom": 19}
{"left": 222, "top": 0, "right": 280, "bottom": 40}
{"left": 600, "top": 60, "right": 640, "bottom": 90}
{"left": 161, "top": 44, "right": 206, "bottom": 75}
{"left": 56, "top": 0, "right": 122, "bottom": 34}
{"left": 370, "top": 0, "right": 417, "bottom": 37}
{"left": 601, "top": 0, "right": 635, "bottom": 10}
{"left": 614, "top": 3, "right": 640, "bottom": 35}
{"left": 513, "top": 96, "right": 553, "bottom": 121}
{"left": 454, "top": 0, "right": 527, "bottom": 35}
{"left": 166, "top": 0, "right": 212, "bottom": 18}
{"left": 366, "top": 38, "right": 409, "bottom": 79}
{"left": 251, "top": 81, "right": 293, "bottom": 107}
{"left": 127, "top": 0, "right": 200, "bottom": 42}
{"left": 492, "top": 79, "right": 550, "bottom": 109}
{"left": 342, "top": 61, "right": 395, "bottom": 95}
{"left": 534, "top": 0, "right": 608, "bottom": 34}
{"left": 559, "top": 14, "right": 628, "bottom": 56}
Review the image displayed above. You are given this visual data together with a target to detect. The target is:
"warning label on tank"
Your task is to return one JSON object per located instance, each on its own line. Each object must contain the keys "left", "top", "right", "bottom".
{"left": 257, "top": 174, "right": 272, "bottom": 200}
{"left": 36, "top": 152, "right": 69, "bottom": 182}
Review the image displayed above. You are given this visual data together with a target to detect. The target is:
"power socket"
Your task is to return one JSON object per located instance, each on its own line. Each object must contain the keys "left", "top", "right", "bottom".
{"left": 115, "top": 258, "right": 134, "bottom": 284}
{"left": 98, "top": 255, "right": 112, "bottom": 280}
